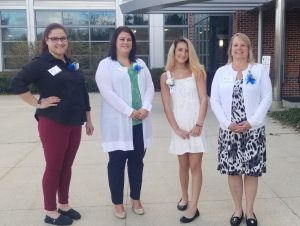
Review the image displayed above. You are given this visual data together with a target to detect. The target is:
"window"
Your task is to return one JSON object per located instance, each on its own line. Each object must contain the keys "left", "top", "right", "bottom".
{"left": 125, "top": 14, "right": 148, "bottom": 26}
{"left": 35, "top": 10, "right": 116, "bottom": 70}
{"left": 124, "top": 14, "right": 149, "bottom": 65}
{"left": 194, "top": 15, "right": 210, "bottom": 70}
{"left": 90, "top": 11, "right": 115, "bottom": 26}
{"left": 164, "top": 14, "right": 188, "bottom": 61}
{"left": 164, "top": 14, "right": 188, "bottom": 25}
{"left": 0, "top": 10, "right": 28, "bottom": 70}
{"left": 63, "top": 11, "right": 89, "bottom": 26}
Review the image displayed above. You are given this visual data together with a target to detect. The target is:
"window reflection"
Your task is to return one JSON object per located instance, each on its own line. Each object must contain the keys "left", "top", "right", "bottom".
{"left": 63, "top": 11, "right": 89, "bottom": 25}
{"left": 2, "top": 42, "right": 30, "bottom": 69}
{"left": 131, "top": 28, "right": 148, "bottom": 41}
{"left": 90, "top": 11, "right": 115, "bottom": 25}
{"left": 125, "top": 14, "right": 149, "bottom": 25}
{"left": 68, "top": 42, "right": 90, "bottom": 55}
{"left": 165, "top": 14, "right": 188, "bottom": 25}
{"left": 35, "top": 11, "right": 62, "bottom": 26}
{"left": 35, "top": 10, "right": 116, "bottom": 70}
{"left": 91, "top": 28, "right": 115, "bottom": 41}
{"left": 91, "top": 42, "right": 110, "bottom": 70}
{"left": 164, "top": 27, "right": 188, "bottom": 41}
{"left": 2, "top": 28, "right": 27, "bottom": 41}
{"left": 91, "top": 42, "right": 110, "bottom": 55}
{"left": 4, "top": 57, "right": 29, "bottom": 69}
{"left": 124, "top": 14, "right": 149, "bottom": 66}
{"left": 36, "top": 28, "right": 44, "bottom": 41}
{"left": 136, "top": 42, "right": 149, "bottom": 55}
{"left": 2, "top": 42, "right": 29, "bottom": 55}
{"left": 164, "top": 41, "right": 173, "bottom": 55}
{"left": 1, "top": 10, "right": 28, "bottom": 69}
{"left": 1, "top": 10, "right": 26, "bottom": 26}
{"left": 66, "top": 28, "right": 89, "bottom": 41}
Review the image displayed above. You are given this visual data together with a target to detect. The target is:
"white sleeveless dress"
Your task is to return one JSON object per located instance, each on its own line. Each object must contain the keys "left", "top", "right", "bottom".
{"left": 166, "top": 71, "right": 208, "bottom": 155}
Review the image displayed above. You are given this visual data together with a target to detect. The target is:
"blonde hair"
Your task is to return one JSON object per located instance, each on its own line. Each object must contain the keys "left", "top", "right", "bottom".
{"left": 227, "top": 33, "right": 255, "bottom": 64}
{"left": 165, "top": 37, "right": 206, "bottom": 79}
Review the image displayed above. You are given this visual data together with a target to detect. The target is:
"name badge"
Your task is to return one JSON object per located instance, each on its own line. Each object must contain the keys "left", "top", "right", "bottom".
{"left": 48, "top": 65, "right": 62, "bottom": 76}
{"left": 222, "top": 75, "right": 234, "bottom": 83}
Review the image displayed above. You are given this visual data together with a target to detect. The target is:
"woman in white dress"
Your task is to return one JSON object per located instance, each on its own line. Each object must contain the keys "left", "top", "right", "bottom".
{"left": 160, "top": 37, "right": 208, "bottom": 223}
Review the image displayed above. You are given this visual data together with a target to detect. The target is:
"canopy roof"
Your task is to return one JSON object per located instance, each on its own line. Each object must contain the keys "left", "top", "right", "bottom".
{"left": 120, "top": 0, "right": 274, "bottom": 14}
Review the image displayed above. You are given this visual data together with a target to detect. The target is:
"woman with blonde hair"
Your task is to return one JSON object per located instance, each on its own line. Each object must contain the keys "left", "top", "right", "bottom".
{"left": 160, "top": 37, "right": 208, "bottom": 223}
{"left": 210, "top": 33, "right": 272, "bottom": 226}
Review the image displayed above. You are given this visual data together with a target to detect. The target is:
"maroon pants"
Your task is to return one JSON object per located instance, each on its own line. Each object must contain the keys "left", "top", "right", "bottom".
{"left": 38, "top": 116, "right": 81, "bottom": 211}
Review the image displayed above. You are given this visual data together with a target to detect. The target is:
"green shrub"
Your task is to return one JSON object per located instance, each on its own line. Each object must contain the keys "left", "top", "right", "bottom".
{"left": 0, "top": 72, "right": 39, "bottom": 94}
{"left": 269, "top": 108, "right": 300, "bottom": 131}
{"left": 0, "top": 68, "right": 165, "bottom": 94}
{"left": 0, "top": 71, "right": 98, "bottom": 94}
{"left": 85, "top": 77, "right": 99, "bottom": 92}
{"left": 0, "top": 77, "right": 11, "bottom": 94}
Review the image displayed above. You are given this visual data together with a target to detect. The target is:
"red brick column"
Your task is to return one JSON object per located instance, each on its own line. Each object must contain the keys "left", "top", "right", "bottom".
{"left": 188, "top": 13, "right": 194, "bottom": 43}
{"left": 283, "top": 9, "right": 300, "bottom": 97}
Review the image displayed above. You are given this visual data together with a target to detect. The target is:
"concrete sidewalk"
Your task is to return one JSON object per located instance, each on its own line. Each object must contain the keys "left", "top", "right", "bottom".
{"left": 0, "top": 93, "right": 300, "bottom": 226}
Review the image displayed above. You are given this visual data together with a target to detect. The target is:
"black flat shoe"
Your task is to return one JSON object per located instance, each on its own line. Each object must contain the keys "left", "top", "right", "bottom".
{"left": 230, "top": 211, "right": 243, "bottom": 226}
{"left": 177, "top": 198, "right": 188, "bottom": 211}
{"left": 180, "top": 209, "right": 200, "bottom": 223}
{"left": 44, "top": 215, "right": 73, "bottom": 225}
{"left": 58, "top": 208, "right": 81, "bottom": 220}
{"left": 246, "top": 213, "right": 257, "bottom": 226}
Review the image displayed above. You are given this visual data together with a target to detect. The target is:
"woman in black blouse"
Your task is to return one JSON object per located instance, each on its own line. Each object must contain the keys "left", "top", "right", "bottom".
{"left": 10, "top": 23, "right": 94, "bottom": 226}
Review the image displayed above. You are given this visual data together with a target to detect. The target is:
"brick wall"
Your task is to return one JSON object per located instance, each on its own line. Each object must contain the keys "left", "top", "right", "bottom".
{"left": 233, "top": 11, "right": 258, "bottom": 61}
{"left": 233, "top": 9, "right": 300, "bottom": 97}
{"left": 283, "top": 9, "right": 300, "bottom": 97}
{"left": 262, "top": 11, "right": 275, "bottom": 79}
{"left": 188, "top": 13, "right": 194, "bottom": 43}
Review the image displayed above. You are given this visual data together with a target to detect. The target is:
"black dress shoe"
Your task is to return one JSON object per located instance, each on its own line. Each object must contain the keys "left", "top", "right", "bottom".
{"left": 246, "top": 213, "right": 257, "bottom": 226}
{"left": 177, "top": 198, "right": 188, "bottom": 211}
{"left": 180, "top": 209, "right": 200, "bottom": 223}
{"left": 44, "top": 215, "right": 73, "bottom": 225}
{"left": 58, "top": 208, "right": 81, "bottom": 220}
{"left": 230, "top": 211, "right": 243, "bottom": 226}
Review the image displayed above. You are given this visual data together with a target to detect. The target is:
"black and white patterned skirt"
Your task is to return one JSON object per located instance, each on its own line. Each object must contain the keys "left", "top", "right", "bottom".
{"left": 217, "top": 126, "right": 266, "bottom": 177}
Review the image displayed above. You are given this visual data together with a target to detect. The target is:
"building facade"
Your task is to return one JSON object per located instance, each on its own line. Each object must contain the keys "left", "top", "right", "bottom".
{"left": 0, "top": 1, "right": 232, "bottom": 76}
{"left": 1, "top": 0, "right": 299, "bottom": 99}
{"left": 233, "top": 9, "right": 300, "bottom": 99}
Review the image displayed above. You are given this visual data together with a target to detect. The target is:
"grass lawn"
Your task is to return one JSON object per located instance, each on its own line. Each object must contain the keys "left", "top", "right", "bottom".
{"left": 269, "top": 108, "right": 300, "bottom": 131}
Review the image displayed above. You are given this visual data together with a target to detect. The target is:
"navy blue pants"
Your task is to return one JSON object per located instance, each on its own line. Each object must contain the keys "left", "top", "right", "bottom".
{"left": 108, "top": 123, "right": 146, "bottom": 205}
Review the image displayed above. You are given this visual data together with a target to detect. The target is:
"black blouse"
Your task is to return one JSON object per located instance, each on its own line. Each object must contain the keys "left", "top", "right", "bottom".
{"left": 10, "top": 51, "right": 91, "bottom": 126}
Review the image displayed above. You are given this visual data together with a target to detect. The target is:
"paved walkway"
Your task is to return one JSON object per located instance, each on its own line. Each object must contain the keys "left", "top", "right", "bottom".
{"left": 0, "top": 93, "right": 300, "bottom": 226}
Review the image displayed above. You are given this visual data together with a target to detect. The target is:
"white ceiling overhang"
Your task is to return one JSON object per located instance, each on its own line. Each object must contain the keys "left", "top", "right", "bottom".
{"left": 120, "top": 0, "right": 274, "bottom": 14}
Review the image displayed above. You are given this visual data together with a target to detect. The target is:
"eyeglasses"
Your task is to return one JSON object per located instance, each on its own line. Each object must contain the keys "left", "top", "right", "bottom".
{"left": 48, "top": 37, "right": 68, "bottom": 43}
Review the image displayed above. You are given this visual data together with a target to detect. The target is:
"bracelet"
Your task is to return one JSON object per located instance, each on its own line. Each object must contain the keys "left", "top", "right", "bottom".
{"left": 196, "top": 123, "right": 203, "bottom": 127}
{"left": 36, "top": 99, "right": 41, "bottom": 109}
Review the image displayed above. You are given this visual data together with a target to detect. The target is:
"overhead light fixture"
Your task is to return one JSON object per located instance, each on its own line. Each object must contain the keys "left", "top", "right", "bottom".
{"left": 219, "top": 39, "right": 224, "bottom": 47}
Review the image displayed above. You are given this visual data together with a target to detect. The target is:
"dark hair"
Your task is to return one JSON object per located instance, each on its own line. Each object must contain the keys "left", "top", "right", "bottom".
{"left": 41, "top": 23, "right": 67, "bottom": 53}
{"left": 108, "top": 26, "right": 136, "bottom": 62}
